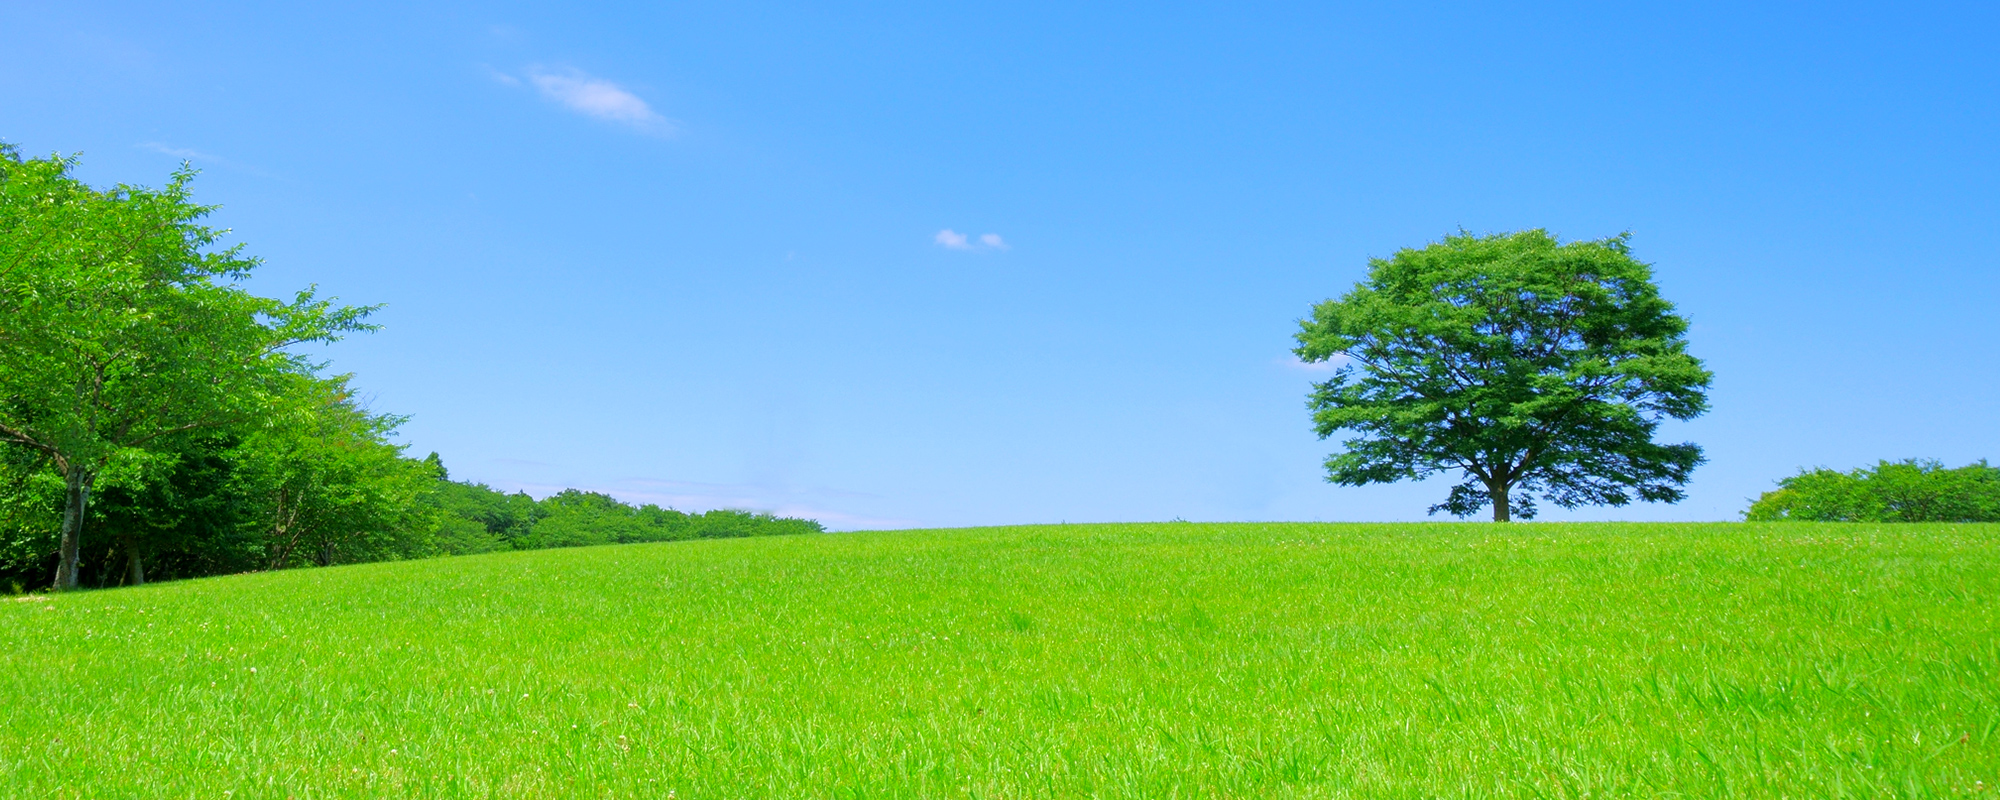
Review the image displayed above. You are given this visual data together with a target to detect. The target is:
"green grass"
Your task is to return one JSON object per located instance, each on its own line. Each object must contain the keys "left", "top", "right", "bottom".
{"left": 3, "top": 522, "right": 1997, "bottom": 798}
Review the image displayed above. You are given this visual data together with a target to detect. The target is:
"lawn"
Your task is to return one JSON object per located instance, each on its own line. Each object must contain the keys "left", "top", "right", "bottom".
{"left": 2, "top": 522, "right": 1996, "bottom": 798}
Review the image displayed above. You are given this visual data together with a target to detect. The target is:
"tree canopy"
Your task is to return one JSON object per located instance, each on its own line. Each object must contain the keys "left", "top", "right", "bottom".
{"left": 1293, "top": 230, "right": 1712, "bottom": 521}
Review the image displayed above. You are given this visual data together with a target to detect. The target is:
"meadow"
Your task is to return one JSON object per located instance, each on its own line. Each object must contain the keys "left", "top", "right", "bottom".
{"left": 2, "top": 522, "right": 1996, "bottom": 798}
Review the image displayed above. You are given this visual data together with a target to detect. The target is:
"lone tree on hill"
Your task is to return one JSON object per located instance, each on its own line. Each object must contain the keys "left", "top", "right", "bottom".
{"left": 1293, "top": 230, "right": 1712, "bottom": 521}
{"left": 0, "top": 146, "right": 374, "bottom": 589}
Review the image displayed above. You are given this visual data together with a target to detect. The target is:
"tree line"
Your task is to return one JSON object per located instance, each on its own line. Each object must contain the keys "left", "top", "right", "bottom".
{"left": 0, "top": 145, "right": 818, "bottom": 592}
{"left": 1746, "top": 458, "right": 2000, "bottom": 523}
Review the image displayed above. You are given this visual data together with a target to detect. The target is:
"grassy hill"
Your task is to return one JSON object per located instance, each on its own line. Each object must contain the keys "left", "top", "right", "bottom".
{"left": 3, "top": 522, "right": 1996, "bottom": 797}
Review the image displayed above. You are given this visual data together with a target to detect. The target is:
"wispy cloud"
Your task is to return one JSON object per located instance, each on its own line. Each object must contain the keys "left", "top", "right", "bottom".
{"left": 136, "top": 142, "right": 274, "bottom": 177}
{"left": 935, "top": 229, "right": 1009, "bottom": 251}
{"left": 501, "top": 65, "right": 674, "bottom": 135}
{"left": 480, "top": 63, "right": 520, "bottom": 86}
{"left": 140, "top": 142, "right": 219, "bottom": 161}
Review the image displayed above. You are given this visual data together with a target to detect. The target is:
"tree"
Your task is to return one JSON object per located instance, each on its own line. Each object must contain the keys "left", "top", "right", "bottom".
{"left": 1293, "top": 230, "right": 1712, "bottom": 521}
{"left": 0, "top": 146, "right": 374, "bottom": 589}
{"left": 229, "top": 375, "right": 441, "bottom": 570}
{"left": 1746, "top": 459, "right": 2000, "bottom": 522}
{"left": 0, "top": 449, "right": 62, "bottom": 590}
{"left": 73, "top": 433, "right": 251, "bottom": 586}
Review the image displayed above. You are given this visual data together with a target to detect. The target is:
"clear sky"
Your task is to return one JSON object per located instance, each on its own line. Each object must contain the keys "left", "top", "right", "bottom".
{"left": 5, "top": 1, "right": 1995, "bottom": 528}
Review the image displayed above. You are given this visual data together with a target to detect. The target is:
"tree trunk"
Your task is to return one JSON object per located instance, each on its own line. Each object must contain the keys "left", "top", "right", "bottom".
{"left": 1490, "top": 482, "right": 1511, "bottom": 522}
{"left": 52, "top": 466, "right": 93, "bottom": 591}
{"left": 124, "top": 539, "right": 145, "bottom": 587}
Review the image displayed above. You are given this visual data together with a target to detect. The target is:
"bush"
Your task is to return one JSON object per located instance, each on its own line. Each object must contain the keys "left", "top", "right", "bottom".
{"left": 1746, "top": 459, "right": 2000, "bottom": 522}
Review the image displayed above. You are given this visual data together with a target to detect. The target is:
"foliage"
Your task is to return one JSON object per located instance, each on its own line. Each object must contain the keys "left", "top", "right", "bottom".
{"left": 426, "top": 470, "right": 538, "bottom": 556}
{"left": 0, "top": 142, "right": 816, "bottom": 590}
{"left": 1294, "top": 229, "right": 1712, "bottom": 521}
{"left": 0, "top": 452, "right": 59, "bottom": 591}
{"left": 229, "top": 376, "right": 445, "bottom": 570}
{"left": 0, "top": 145, "right": 374, "bottom": 588}
{"left": 0, "top": 522, "right": 1994, "bottom": 795}
{"left": 1747, "top": 458, "right": 2000, "bottom": 522}
{"left": 0, "top": 442, "right": 822, "bottom": 588}
{"left": 85, "top": 432, "right": 260, "bottom": 584}
{"left": 520, "top": 489, "right": 823, "bottom": 549}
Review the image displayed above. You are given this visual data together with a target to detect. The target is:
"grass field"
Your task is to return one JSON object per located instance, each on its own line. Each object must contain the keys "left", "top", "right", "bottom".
{"left": 3, "top": 522, "right": 1997, "bottom": 798}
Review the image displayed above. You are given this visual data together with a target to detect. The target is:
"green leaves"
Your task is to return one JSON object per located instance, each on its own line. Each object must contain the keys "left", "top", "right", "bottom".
{"left": 0, "top": 146, "right": 373, "bottom": 467}
{"left": 0, "top": 145, "right": 822, "bottom": 589}
{"left": 1294, "top": 229, "right": 1712, "bottom": 520}
{"left": 0, "top": 145, "right": 377, "bottom": 586}
{"left": 1746, "top": 459, "right": 2000, "bottom": 522}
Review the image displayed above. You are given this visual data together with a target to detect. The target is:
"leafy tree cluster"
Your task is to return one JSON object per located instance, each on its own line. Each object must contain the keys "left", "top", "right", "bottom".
{"left": 0, "top": 375, "right": 441, "bottom": 589}
{"left": 0, "top": 443, "right": 824, "bottom": 591}
{"left": 0, "top": 146, "right": 818, "bottom": 591}
{"left": 1746, "top": 459, "right": 2000, "bottom": 523}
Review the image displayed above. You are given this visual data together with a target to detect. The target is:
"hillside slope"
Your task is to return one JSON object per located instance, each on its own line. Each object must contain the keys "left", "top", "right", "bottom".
{"left": 3, "top": 522, "right": 1996, "bottom": 797}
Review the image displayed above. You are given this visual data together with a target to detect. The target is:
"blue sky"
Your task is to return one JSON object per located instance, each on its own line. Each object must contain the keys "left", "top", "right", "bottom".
{"left": 5, "top": 1, "right": 1995, "bottom": 528}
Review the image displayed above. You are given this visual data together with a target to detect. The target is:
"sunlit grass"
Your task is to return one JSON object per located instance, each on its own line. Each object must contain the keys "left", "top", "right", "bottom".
{"left": 3, "top": 522, "right": 1996, "bottom": 797}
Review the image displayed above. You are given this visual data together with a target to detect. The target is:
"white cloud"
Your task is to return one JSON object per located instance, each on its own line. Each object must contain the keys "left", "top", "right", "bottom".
{"left": 935, "top": 229, "right": 1009, "bottom": 251}
{"left": 520, "top": 65, "right": 673, "bottom": 134}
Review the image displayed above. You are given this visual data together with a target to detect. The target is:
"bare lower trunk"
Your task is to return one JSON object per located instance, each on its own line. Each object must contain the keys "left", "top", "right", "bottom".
{"left": 52, "top": 467, "right": 93, "bottom": 591}
{"left": 267, "top": 487, "right": 302, "bottom": 571}
{"left": 1490, "top": 482, "right": 1511, "bottom": 523}
{"left": 124, "top": 539, "right": 145, "bottom": 587}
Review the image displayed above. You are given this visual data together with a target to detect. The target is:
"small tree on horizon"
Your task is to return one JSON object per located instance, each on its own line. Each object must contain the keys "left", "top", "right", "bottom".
{"left": 1293, "top": 230, "right": 1712, "bottom": 521}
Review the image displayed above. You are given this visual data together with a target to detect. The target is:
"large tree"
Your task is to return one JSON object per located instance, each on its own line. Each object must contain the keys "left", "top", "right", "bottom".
{"left": 1293, "top": 230, "right": 1711, "bottom": 521}
{"left": 0, "top": 146, "right": 373, "bottom": 589}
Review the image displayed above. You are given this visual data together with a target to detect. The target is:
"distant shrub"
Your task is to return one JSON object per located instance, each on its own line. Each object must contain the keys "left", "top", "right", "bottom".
{"left": 1746, "top": 459, "right": 2000, "bottom": 522}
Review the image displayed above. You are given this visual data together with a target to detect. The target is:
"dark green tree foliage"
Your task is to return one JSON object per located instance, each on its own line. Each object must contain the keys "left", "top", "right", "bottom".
{"left": 0, "top": 451, "right": 61, "bottom": 591}
{"left": 1, "top": 448, "right": 825, "bottom": 589}
{"left": 1294, "top": 230, "right": 1713, "bottom": 521}
{"left": 86, "top": 433, "right": 258, "bottom": 584}
{"left": 0, "top": 434, "right": 252, "bottom": 589}
{"left": 1746, "top": 459, "right": 2000, "bottom": 522}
